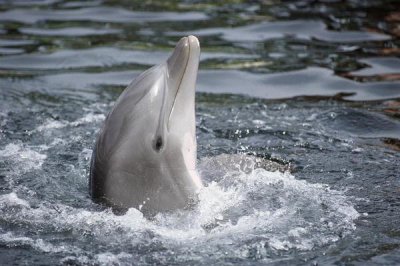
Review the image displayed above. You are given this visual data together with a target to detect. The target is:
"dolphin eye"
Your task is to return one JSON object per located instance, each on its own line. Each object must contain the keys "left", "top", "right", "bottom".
{"left": 154, "top": 136, "right": 163, "bottom": 152}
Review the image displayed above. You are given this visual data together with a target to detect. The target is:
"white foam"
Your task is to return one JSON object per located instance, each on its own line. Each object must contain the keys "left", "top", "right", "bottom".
{"left": 36, "top": 113, "right": 105, "bottom": 132}
{"left": 0, "top": 143, "right": 47, "bottom": 173}
{"left": 70, "top": 113, "right": 105, "bottom": 126}
{"left": 35, "top": 101, "right": 107, "bottom": 135}
{"left": 0, "top": 192, "right": 30, "bottom": 208}
{"left": 150, "top": 159, "right": 359, "bottom": 251}
{"left": 0, "top": 155, "right": 360, "bottom": 260}
{"left": 252, "top": 119, "right": 266, "bottom": 125}
{"left": 0, "top": 232, "right": 80, "bottom": 253}
{"left": 61, "top": 252, "right": 133, "bottom": 265}
{"left": 95, "top": 252, "right": 133, "bottom": 265}
{"left": 37, "top": 119, "right": 67, "bottom": 131}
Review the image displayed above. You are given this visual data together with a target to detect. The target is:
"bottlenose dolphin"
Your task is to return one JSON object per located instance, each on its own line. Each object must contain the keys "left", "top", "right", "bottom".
{"left": 89, "top": 36, "right": 203, "bottom": 214}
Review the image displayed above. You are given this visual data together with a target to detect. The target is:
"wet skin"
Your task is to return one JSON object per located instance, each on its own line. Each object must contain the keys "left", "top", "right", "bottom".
{"left": 89, "top": 36, "right": 203, "bottom": 214}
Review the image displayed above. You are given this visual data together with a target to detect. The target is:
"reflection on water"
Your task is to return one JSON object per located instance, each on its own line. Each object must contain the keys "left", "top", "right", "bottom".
{"left": 176, "top": 20, "right": 390, "bottom": 42}
{"left": 0, "top": 7, "right": 208, "bottom": 24}
{"left": 0, "top": 0, "right": 399, "bottom": 265}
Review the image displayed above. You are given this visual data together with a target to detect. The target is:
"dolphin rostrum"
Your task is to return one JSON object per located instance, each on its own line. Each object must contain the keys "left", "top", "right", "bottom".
{"left": 89, "top": 36, "right": 203, "bottom": 214}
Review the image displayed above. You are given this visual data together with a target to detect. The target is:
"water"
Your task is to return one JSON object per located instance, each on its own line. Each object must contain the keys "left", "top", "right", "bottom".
{"left": 0, "top": 0, "right": 399, "bottom": 265}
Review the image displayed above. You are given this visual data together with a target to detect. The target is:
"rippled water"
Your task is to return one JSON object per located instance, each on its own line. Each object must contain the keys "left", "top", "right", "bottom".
{"left": 0, "top": 0, "right": 399, "bottom": 265}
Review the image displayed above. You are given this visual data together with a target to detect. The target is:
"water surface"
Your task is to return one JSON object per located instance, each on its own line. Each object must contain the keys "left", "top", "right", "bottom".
{"left": 0, "top": 0, "right": 399, "bottom": 265}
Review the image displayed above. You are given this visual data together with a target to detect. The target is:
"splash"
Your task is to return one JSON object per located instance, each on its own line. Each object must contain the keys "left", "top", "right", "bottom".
{"left": 0, "top": 143, "right": 47, "bottom": 174}
{"left": 0, "top": 155, "right": 359, "bottom": 264}
{"left": 36, "top": 113, "right": 105, "bottom": 132}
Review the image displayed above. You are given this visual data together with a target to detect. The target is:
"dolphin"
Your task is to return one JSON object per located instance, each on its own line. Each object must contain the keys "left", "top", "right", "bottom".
{"left": 89, "top": 36, "right": 203, "bottom": 214}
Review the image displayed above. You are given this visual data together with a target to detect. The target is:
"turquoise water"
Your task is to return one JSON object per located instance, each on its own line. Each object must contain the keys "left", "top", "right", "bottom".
{"left": 0, "top": 0, "right": 399, "bottom": 265}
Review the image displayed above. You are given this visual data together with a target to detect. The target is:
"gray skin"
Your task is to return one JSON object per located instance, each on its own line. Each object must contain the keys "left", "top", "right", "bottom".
{"left": 90, "top": 36, "right": 203, "bottom": 215}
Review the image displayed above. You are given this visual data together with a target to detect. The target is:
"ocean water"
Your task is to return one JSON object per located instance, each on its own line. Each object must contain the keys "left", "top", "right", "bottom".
{"left": 0, "top": 0, "right": 399, "bottom": 265}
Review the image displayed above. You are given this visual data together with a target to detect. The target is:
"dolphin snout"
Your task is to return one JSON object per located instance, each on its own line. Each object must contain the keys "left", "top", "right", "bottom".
{"left": 188, "top": 35, "right": 200, "bottom": 50}
{"left": 166, "top": 36, "right": 200, "bottom": 75}
{"left": 167, "top": 37, "right": 189, "bottom": 70}
{"left": 165, "top": 36, "right": 199, "bottom": 103}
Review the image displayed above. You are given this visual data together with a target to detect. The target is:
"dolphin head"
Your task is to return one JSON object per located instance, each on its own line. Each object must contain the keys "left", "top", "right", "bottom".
{"left": 91, "top": 36, "right": 202, "bottom": 213}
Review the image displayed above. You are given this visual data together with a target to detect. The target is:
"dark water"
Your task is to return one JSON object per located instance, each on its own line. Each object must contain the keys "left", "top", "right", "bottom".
{"left": 0, "top": 0, "right": 399, "bottom": 265}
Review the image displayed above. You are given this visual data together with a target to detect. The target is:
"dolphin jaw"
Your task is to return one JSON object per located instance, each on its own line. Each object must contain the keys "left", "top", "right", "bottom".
{"left": 151, "top": 36, "right": 200, "bottom": 155}
{"left": 166, "top": 36, "right": 200, "bottom": 131}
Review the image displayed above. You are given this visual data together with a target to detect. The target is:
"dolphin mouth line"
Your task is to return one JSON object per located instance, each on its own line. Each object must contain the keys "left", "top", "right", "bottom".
{"left": 167, "top": 37, "right": 191, "bottom": 130}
